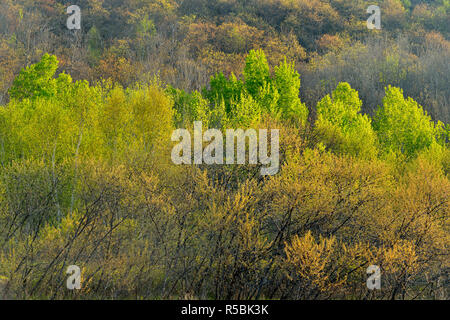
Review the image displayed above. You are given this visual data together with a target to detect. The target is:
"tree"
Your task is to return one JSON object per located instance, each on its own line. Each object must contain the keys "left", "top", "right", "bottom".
{"left": 227, "top": 92, "right": 261, "bottom": 128}
{"left": 274, "top": 58, "right": 308, "bottom": 124}
{"left": 203, "top": 72, "right": 243, "bottom": 114}
{"left": 169, "top": 86, "right": 210, "bottom": 127}
{"left": 315, "top": 82, "right": 377, "bottom": 159}
{"left": 243, "top": 49, "right": 270, "bottom": 97}
{"left": 374, "top": 86, "right": 439, "bottom": 157}
{"left": 9, "top": 53, "right": 58, "bottom": 100}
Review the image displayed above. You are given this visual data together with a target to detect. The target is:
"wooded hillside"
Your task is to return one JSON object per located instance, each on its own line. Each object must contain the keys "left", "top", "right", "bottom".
{"left": 0, "top": 0, "right": 448, "bottom": 300}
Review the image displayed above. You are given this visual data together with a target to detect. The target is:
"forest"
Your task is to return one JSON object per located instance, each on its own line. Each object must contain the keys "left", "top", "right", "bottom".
{"left": 0, "top": 0, "right": 449, "bottom": 300}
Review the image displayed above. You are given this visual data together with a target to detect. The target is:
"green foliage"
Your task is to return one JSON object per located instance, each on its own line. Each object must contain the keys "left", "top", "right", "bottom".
{"left": 315, "top": 82, "right": 378, "bottom": 159}
{"left": 274, "top": 58, "right": 308, "bottom": 124}
{"left": 255, "top": 81, "right": 280, "bottom": 116}
{"left": 203, "top": 50, "right": 308, "bottom": 125}
{"left": 374, "top": 86, "right": 439, "bottom": 157}
{"left": 0, "top": 0, "right": 448, "bottom": 300}
{"left": 9, "top": 54, "right": 59, "bottom": 100}
{"left": 136, "top": 16, "right": 156, "bottom": 38}
{"left": 227, "top": 92, "right": 262, "bottom": 128}
{"left": 168, "top": 86, "right": 210, "bottom": 127}
{"left": 203, "top": 72, "right": 243, "bottom": 114}
{"left": 243, "top": 49, "right": 270, "bottom": 97}
{"left": 87, "top": 26, "right": 102, "bottom": 62}
{"left": 0, "top": 51, "right": 449, "bottom": 300}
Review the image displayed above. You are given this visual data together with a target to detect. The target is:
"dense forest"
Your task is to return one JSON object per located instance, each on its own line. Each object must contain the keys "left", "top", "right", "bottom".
{"left": 0, "top": 0, "right": 449, "bottom": 300}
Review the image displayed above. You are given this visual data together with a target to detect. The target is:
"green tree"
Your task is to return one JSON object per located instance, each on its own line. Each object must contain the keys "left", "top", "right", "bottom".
{"left": 374, "top": 86, "right": 439, "bottom": 157}
{"left": 274, "top": 58, "right": 308, "bottom": 124}
{"left": 87, "top": 26, "right": 102, "bottom": 62}
{"left": 255, "top": 81, "right": 280, "bottom": 117}
{"left": 243, "top": 49, "right": 270, "bottom": 97}
{"left": 315, "top": 82, "right": 377, "bottom": 159}
{"left": 9, "top": 54, "right": 59, "bottom": 100}
{"left": 203, "top": 72, "right": 243, "bottom": 114}
{"left": 169, "top": 86, "right": 210, "bottom": 127}
{"left": 227, "top": 92, "right": 261, "bottom": 127}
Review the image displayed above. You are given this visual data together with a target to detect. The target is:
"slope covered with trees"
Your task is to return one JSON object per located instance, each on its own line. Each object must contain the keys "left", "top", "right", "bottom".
{"left": 0, "top": 0, "right": 449, "bottom": 120}
{"left": 0, "top": 0, "right": 449, "bottom": 300}
{"left": 0, "top": 48, "right": 448, "bottom": 299}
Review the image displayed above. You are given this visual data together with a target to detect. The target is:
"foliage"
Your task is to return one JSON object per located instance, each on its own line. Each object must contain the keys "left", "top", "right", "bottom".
{"left": 315, "top": 82, "right": 378, "bottom": 159}
{"left": 243, "top": 49, "right": 271, "bottom": 98}
{"left": 9, "top": 53, "right": 59, "bottom": 100}
{"left": 374, "top": 86, "right": 440, "bottom": 157}
{"left": 273, "top": 58, "right": 308, "bottom": 124}
{"left": 0, "top": 0, "right": 449, "bottom": 300}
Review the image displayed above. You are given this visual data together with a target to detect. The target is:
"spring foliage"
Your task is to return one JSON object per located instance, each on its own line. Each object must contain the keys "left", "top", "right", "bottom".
{"left": 0, "top": 52, "right": 448, "bottom": 300}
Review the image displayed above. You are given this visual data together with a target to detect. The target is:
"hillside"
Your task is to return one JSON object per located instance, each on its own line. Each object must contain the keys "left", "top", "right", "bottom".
{"left": 0, "top": 0, "right": 449, "bottom": 120}
{"left": 0, "top": 0, "right": 449, "bottom": 300}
